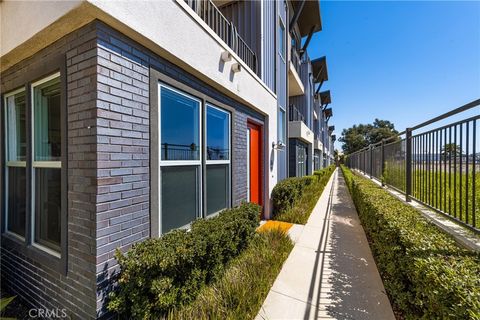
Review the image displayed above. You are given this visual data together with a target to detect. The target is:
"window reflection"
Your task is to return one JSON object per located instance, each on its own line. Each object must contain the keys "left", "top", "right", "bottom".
{"left": 6, "top": 92, "right": 27, "bottom": 161}
{"left": 206, "top": 106, "right": 229, "bottom": 160}
{"left": 161, "top": 86, "right": 200, "bottom": 161}
{"left": 33, "top": 77, "right": 61, "bottom": 161}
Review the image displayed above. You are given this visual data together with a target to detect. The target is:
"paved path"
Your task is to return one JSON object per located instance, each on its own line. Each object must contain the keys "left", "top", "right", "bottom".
{"left": 256, "top": 169, "right": 395, "bottom": 320}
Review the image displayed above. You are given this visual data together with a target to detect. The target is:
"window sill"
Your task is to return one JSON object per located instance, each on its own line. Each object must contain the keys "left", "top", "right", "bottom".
{"left": 1, "top": 232, "right": 65, "bottom": 274}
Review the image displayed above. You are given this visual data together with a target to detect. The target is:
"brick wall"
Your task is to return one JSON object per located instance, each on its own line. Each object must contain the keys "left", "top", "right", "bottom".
{"left": 93, "top": 26, "right": 151, "bottom": 317}
{"left": 233, "top": 111, "right": 249, "bottom": 205}
{"left": 1, "top": 20, "right": 265, "bottom": 319}
{"left": 1, "top": 22, "right": 98, "bottom": 319}
{"left": 93, "top": 23, "right": 264, "bottom": 316}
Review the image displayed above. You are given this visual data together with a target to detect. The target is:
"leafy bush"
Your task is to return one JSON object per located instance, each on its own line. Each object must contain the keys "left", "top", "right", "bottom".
{"left": 107, "top": 203, "right": 261, "bottom": 319}
{"left": 340, "top": 165, "right": 480, "bottom": 319}
{"left": 271, "top": 177, "right": 305, "bottom": 215}
{"left": 272, "top": 166, "right": 335, "bottom": 224}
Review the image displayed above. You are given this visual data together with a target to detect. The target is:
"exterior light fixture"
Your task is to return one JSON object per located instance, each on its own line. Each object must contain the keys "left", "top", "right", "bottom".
{"left": 221, "top": 51, "right": 231, "bottom": 62}
{"left": 272, "top": 141, "right": 286, "bottom": 150}
{"left": 231, "top": 63, "right": 241, "bottom": 73}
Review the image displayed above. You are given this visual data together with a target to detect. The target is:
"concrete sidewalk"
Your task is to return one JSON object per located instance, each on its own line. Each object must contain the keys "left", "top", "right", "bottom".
{"left": 256, "top": 169, "right": 395, "bottom": 320}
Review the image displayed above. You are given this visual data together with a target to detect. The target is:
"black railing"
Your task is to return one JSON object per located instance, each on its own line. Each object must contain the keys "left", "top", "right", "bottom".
{"left": 291, "top": 47, "right": 301, "bottom": 75}
{"left": 206, "top": 147, "right": 229, "bottom": 160}
{"left": 289, "top": 104, "right": 306, "bottom": 125}
{"left": 162, "top": 143, "right": 199, "bottom": 160}
{"left": 185, "top": 0, "right": 257, "bottom": 74}
{"left": 346, "top": 99, "right": 480, "bottom": 233}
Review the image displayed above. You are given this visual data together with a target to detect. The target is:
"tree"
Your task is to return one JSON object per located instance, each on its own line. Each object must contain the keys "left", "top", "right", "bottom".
{"left": 441, "top": 143, "right": 462, "bottom": 160}
{"left": 339, "top": 119, "right": 399, "bottom": 154}
{"left": 334, "top": 149, "right": 345, "bottom": 165}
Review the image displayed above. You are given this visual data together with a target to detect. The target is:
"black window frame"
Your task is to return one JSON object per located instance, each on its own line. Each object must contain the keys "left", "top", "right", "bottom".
{"left": 0, "top": 54, "right": 68, "bottom": 274}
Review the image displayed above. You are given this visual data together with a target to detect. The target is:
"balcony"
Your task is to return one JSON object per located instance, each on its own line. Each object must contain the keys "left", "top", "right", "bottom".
{"left": 289, "top": 105, "right": 313, "bottom": 144}
{"left": 185, "top": 0, "right": 257, "bottom": 73}
{"left": 288, "top": 47, "right": 305, "bottom": 96}
{"left": 289, "top": 104, "right": 306, "bottom": 124}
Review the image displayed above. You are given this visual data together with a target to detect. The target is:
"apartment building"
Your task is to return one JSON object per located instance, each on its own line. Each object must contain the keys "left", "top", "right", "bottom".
{"left": 288, "top": 2, "right": 335, "bottom": 177}
{"left": 0, "top": 0, "right": 334, "bottom": 318}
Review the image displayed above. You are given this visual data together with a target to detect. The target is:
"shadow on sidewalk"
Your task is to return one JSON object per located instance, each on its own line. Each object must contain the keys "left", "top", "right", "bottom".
{"left": 302, "top": 171, "right": 393, "bottom": 320}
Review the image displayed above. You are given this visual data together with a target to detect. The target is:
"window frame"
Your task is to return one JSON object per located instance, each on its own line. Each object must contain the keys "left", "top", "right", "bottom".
{"left": 277, "top": 108, "right": 286, "bottom": 145}
{"left": 205, "top": 104, "right": 232, "bottom": 216}
{"left": 150, "top": 69, "right": 236, "bottom": 237}
{"left": 31, "top": 72, "right": 63, "bottom": 257}
{"left": 158, "top": 83, "right": 203, "bottom": 234}
{"left": 3, "top": 87, "right": 27, "bottom": 240}
{"left": 1, "top": 54, "right": 67, "bottom": 274}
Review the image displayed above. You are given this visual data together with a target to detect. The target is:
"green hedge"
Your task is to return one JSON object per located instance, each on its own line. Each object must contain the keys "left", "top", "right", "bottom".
{"left": 341, "top": 165, "right": 480, "bottom": 319}
{"left": 271, "top": 177, "right": 312, "bottom": 216}
{"left": 271, "top": 166, "right": 335, "bottom": 223}
{"left": 107, "top": 203, "right": 261, "bottom": 319}
{"left": 272, "top": 166, "right": 334, "bottom": 216}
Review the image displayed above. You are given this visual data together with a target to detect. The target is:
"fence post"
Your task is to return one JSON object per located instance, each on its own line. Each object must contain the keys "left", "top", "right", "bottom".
{"left": 405, "top": 128, "right": 412, "bottom": 202}
{"left": 381, "top": 139, "right": 385, "bottom": 186}
{"left": 369, "top": 145, "right": 373, "bottom": 178}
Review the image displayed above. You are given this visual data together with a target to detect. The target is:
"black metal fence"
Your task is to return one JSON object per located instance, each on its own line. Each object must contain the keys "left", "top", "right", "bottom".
{"left": 346, "top": 99, "right": 480, "bottom": 233}
{"left": 185, "top": 0, "right": 257, "bottom": 74}
{"left": 289, "top": 104, "right": 306, "bottom": 125}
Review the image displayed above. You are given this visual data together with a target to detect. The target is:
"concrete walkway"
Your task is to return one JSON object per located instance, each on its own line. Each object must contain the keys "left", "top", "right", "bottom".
{"left": 256, "top": 169, "right": 395, "bottom": 320}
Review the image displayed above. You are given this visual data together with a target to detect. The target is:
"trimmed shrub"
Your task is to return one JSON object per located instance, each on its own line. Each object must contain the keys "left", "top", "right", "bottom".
{"left": 340, "top": 165, "right": 480, "bottom": 319}
{"left": 107, "top": 203, "right": 261, "bottom": 319}
{"left": 271, "top": 177, "right": 303, "bottom": 215}
{"left": 272, "top": 166, "right": 335, "bottom": 223}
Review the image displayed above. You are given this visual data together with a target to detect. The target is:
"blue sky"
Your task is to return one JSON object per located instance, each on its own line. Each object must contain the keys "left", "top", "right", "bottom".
{"left": 307, "top": 1, "right": 480, "bottom": 150}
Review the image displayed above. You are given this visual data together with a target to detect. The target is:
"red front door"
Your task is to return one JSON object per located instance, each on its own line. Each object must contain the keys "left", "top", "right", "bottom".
{"left": 248, "top": 122, "right": 262, "bottom": 206}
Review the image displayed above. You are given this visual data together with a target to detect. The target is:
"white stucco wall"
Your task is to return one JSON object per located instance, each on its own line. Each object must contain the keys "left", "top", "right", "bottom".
{"left": 0, "top": 0, "right": 83, "bottom": 57}
{"left": 289, "top": 121, "right": 314, "bottom": 145}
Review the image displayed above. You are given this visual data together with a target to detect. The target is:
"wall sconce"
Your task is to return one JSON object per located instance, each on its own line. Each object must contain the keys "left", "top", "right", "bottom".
{"left": 272, "top": 141, "right": 286, "bottom": 150}
{"left": 221, "top": 51, "right": 231, "bottom": 62}
{"left": 231, "top": 63, "right": 241, "bottom": 73}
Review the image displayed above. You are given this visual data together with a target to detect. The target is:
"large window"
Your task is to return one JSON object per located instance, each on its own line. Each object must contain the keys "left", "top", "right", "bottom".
{"left": 161, "top": 87, "right": 200, "bottom": 161}
{"left": 279, "top": 19, "right": 286, "bottom": 60}
{"left": 4, "top": 89, "right": 27, "bottom": 238}
{"left": 158, "top": 84, "right": 231, "bottom": 234}
{"left": 3, "top": 72, "right": 64, "bottom": 259}
{"left": 206, "top": 105, "right": 231, "bottom": 216}
{"left": 278, "top": 109, "right": 286, "bottom": 145}
{"left": 159, "top": 85, "right": 201, "bottom": 234}
{"left": 32, "top": 73, "right": 62, "bottom": 254}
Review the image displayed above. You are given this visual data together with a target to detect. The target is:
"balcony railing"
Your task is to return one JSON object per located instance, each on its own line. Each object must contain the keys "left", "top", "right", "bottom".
{"left": 289, "top": 104, "right": 306, "bottom": 125}
{"left": 291, "top": 47, "right": 301, "bottom": 75}
{"left": 162, "top": 143, "right": 199, "bottom": 160}
{"left": 346, "top": 99, "right": 480, "bottom": 233}
{"left": 184, "top": 0, "right": 257, "bottom": 74}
